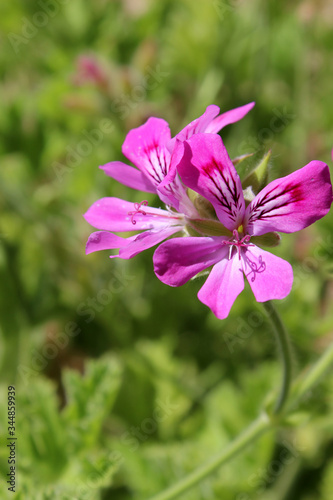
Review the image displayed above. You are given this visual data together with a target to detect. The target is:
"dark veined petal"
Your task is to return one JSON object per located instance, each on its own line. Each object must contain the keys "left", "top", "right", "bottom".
{"left": 157, "top": 139, "right": 199, "bottom": 215}
{"left": 177, "top": 134, "right": 245, "bottom": 231}
{"left": 122, "top": 117, "right": 171, "bottom": 187}
{"left": 245, "top": 161, "right": 333, "bottom": 236}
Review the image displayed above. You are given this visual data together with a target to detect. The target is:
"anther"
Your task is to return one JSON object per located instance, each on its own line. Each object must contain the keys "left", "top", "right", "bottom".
{"left": 222, "top": 230, "right": 254, "bottom": 259}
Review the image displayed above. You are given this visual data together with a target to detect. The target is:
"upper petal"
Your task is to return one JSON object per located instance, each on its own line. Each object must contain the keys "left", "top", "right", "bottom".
{"left": 177, "top": 134, "right": 245, "bottom": 231}
{"left": 84, "top": 197, "right": 181, "bottom": 232}
{"left": 167, "top": 105, "right": 220, "bottom": 153}
{"left": 245, "top": 161, "right": 333, "bottom": 235}
{"left": 153, "top": 236, "right": 226, "bottom": 286}
{"left": 205, "top": 102, "right": 255, "bottom": 133}
{"left": 197, "top": 254, "right": 245, "bottom": 320}
{"left": 157, "top": 139, "right": 199, "bottom": 216}
{"left": 121, "top": 117, "right": 171, "bottom": 187}
{"left": 242, "top": 246, "right": 293, "bottom": 302}
{"left": 100, "top": 161, "right": 156, "bottom": 193}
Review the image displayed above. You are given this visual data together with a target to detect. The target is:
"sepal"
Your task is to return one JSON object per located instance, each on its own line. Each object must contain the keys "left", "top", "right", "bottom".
{"left": 242, "top": 149, "right": 271, "bottom": 193}
{"left": 251, "top": 232, "right": 281, "bottom": 248}
{"left": 187, "top": 218, "right": 232, "bottom": 237}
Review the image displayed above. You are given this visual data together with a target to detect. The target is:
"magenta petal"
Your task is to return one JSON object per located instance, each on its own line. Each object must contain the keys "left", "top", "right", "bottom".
{"left": 245, "top": 161, "right": 333, "bottom": 235}
{"left": 86, "top": 231, "right": 126, "bottom": 255}
{"left": 197, "top": 255, "right": 244, "bottom": 320}
{"left": 119, "top": 225, "right": 182, "bottom": 259}
{"left": 178, "top": 134, "right": 245, "bottom": 231}
{"left": 205, "top": 102, "right": 255, "bottom": 133}
{"left": 100, "top": 161, "right": 156, "bottom": 193}
{"left": 242, "top": 246, "right": 293, "bottom": 302}
{"left": 157, "top": 140, "right": 198, "bottom": 215}
{"left": 84, "top": 197, "right": 180, "bottom": 232}
{"left": 121, "top": 117, "right": 171, "bottom": 187}
{"left": 153, "top": 236, "right": 226, "bottom": 286}
{"left": 167, "top": 105, "right": 220, "bottom": 153}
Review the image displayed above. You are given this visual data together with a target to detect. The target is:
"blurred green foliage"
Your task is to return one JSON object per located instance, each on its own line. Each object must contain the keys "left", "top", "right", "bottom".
{"left": 0, "top": 0, "right": 333, "bottom": 499}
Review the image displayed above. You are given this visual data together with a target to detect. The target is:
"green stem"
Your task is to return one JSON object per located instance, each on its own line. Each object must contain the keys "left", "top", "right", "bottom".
{"left": 147, "top": 325, "right": 333, "bottom": 500}
{"left": 289, "top": 340, "right": 333, "bottom": 410}
{"left": 263, "top": 301, "right": 293, "bottom": 415}
{"left": 148, "top": 413, "right": 271, "bottom": 500}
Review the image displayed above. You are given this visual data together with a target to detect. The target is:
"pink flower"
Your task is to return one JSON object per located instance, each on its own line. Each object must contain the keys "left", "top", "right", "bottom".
{"left": 153, "top": 134, "right": 333, "bottom": 319}
{"left": 84, "top": 103, "right": 254, "bottom": 258}
{"left": 73, "top": 54, "right": 108, "bottom": 88}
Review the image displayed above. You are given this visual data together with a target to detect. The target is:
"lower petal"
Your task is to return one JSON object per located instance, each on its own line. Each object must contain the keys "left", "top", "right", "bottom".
{"left": 119, "top": 225, "right": 183, "bottom": 259}
{"left": 84, "top": 197, "right": 180, "bottom": 232}
{"left": 85, "top": 231, "right": 126, "bottom": 255}
{"left": 242, "top": 246, "right": 293, "bottom": 302}
{"left": 153, "top": 236, "right": 226, "bottom": 286}
{"left": 197, "top": 255, "right": 244, "bottom": 319}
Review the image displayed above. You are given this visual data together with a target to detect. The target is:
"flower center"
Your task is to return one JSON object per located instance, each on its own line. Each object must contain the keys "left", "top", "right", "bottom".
{"left": 222, "top": 229, "right": 254, "bottom": 260}
{"left": 128, "top": 200, "right": 148, "bottom": 225}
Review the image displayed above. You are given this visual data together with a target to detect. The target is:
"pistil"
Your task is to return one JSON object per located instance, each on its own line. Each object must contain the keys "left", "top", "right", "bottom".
{"left": 128, "top": 200, "right": 149, "bottom": 225}
{"left": 128, "top": 200, "right": 184, "bottom": 225}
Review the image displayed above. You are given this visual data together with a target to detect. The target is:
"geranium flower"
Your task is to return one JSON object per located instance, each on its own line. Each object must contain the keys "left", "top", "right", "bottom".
{"left": 84, "top": 103, "right": 254, "bottom": 258}
{"left": 153, "top": 134, "right": 332, "bottom": 319}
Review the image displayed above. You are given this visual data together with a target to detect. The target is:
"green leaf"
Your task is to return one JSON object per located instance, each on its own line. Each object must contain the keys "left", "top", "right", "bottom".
{"left": 62, "top": 356, "right": 123, "bottom": 450}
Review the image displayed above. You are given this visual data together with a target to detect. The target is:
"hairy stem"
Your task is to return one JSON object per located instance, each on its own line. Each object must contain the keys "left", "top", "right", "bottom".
{"left": 148, "top": 413, "right": 271, "bottom": 500}
{"left": 289, "top": 340, "right": 333, "bottom": 410}
{"left": 263, "top": 301, "right": 293, "bottom": 414}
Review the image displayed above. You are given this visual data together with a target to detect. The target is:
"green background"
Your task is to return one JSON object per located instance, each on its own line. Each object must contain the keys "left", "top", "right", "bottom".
{"left": 0, "top": 1, "right": 333, "bottom": 499}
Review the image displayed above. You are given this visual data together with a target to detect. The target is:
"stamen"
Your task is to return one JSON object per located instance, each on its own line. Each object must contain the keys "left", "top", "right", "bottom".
{"left": 128, "top": 200, "right": 149, "bottom": 225}
{"left": 222, "top": 230, "right": 254, "bottom": 260}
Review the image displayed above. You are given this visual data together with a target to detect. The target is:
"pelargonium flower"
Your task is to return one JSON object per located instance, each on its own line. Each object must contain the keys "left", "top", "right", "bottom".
{"left": 153, "top": 134, "right": 333, "bottom": 319}
{"left": 84, "top": 103, "right": 254, "bottom": 258}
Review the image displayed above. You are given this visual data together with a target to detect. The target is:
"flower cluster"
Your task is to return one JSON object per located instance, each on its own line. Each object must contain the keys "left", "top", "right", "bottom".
{"left": 84, "top": 103, "right": 332, "bottom": 319}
